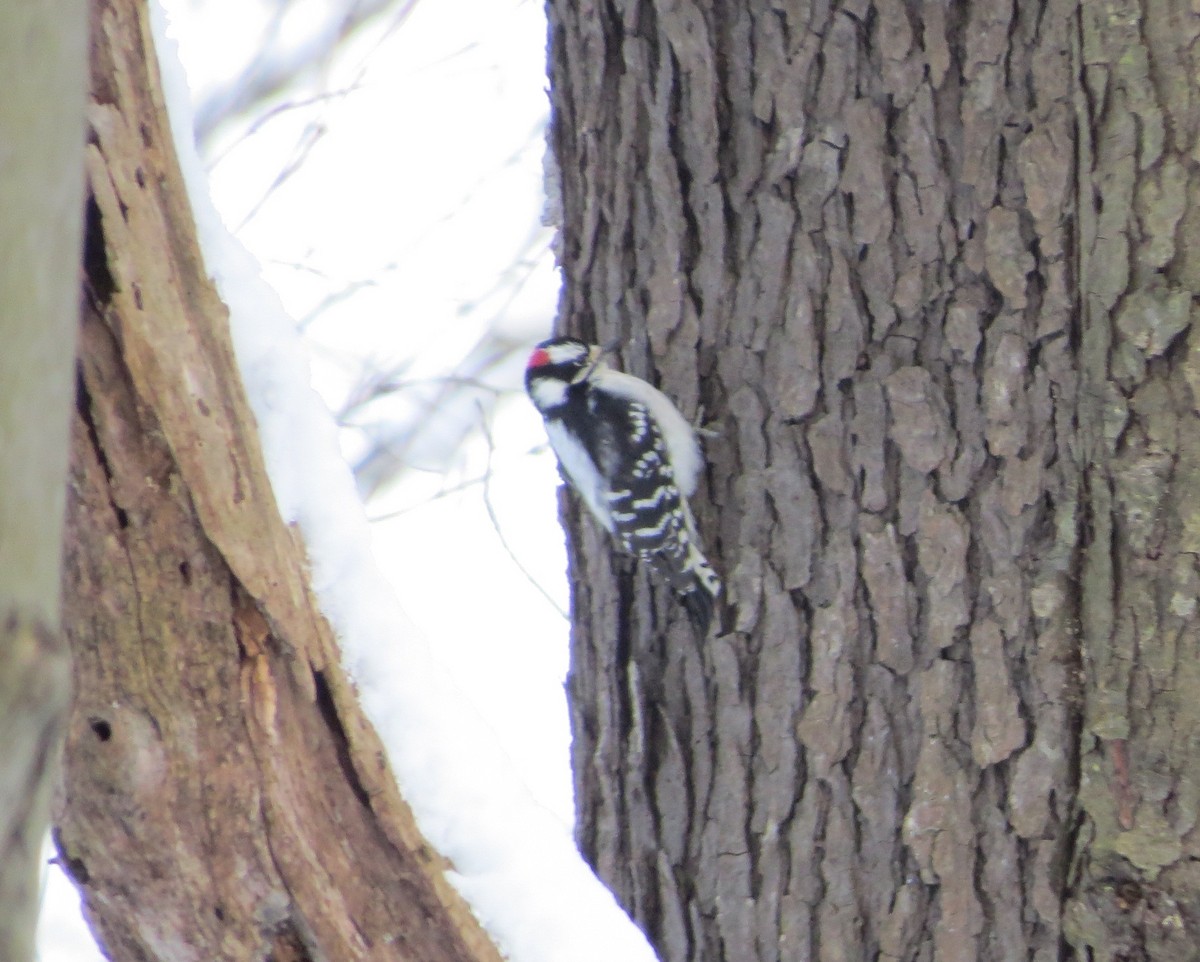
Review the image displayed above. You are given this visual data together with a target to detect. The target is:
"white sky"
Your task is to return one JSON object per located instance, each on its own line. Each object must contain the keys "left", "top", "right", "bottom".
{"left": 37, "top": 1, "right": 657, "bottom": 959}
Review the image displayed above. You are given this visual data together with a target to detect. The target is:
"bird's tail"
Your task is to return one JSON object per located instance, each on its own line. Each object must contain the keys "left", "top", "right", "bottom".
{"left": 678, "top": 553, "right": 721, "bottom": 635}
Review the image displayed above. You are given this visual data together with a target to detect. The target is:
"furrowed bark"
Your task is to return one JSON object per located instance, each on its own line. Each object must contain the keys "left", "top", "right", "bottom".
{"left": 1065, "top": 3, "right": 1200, "bottom": 959}
{"left": 546, "top": 1, "right": 1115, "bottom": 959}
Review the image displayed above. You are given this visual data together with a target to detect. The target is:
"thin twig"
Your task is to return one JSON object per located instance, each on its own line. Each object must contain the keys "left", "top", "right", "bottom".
{"left": 365, "top": 442, "right": 551, "bottom": 522}
{"left": 476, "top": 405, "right": 568, "bottom": 621}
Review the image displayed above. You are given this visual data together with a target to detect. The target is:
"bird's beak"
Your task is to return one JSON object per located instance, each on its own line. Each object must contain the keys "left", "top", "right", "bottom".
{"left": 574, "top": 342, "right": 610, "bottom": 383}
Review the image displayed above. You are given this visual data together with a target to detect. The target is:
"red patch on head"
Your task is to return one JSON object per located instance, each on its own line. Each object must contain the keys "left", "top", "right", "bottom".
{"left": 527, "top": 347, "right": 552, "bottom": 370}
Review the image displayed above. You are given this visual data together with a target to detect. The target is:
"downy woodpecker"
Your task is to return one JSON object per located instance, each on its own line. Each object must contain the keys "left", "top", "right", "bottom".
{"left": 525, "top": 337, "right": 721, "bottom": 632}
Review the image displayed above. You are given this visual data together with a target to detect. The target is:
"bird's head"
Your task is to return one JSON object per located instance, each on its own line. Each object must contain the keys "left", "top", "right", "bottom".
{"left": 525, "top": 337, "right": 606, "bottom": 413}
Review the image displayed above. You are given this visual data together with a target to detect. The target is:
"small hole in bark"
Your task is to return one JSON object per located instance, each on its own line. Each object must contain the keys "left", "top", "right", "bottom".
{"left": 90, "top": 718, "right": 112, "bottom": 742}
{"left": 214, "top": 905, "right": 225, "bottom": 922}
{"left": 116, "top": 508, "right": 129, "bottom": 529}
{"left": 179, "top": 560, "right": 191, "bottom": 585}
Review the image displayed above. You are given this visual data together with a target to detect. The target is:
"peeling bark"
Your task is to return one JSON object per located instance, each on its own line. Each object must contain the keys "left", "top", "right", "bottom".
{"left": 56, "top": 2, "right": 504, "bottom": 960}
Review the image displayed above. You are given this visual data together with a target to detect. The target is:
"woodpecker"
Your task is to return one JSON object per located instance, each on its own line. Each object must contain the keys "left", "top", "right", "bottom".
{"left": 525, "top": 336, "right": 721, "bottom": 633}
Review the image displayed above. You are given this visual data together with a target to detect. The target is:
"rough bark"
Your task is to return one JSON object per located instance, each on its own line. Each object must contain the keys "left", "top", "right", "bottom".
{"left": 55, "top": 2, "right": 505, "bottom": 960}
{"left": 0, "top": 3, "right": 89, "bottom": 960}
{"left": 1065, "top": 3, "right": 1200, "bottom": 959}
{"left": 545, "top": 0, "right": 1200, "bottom": 959}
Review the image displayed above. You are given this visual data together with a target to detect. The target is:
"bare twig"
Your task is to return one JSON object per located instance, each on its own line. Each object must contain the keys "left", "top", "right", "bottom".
{"left": 476, "top": 405, "right": 568, "bottom": 621}
{"left": 366, "top": 442, "right": 550, "bottom": 523}
{"left": 196, "top": 0, "right": 421, "bottom": 145}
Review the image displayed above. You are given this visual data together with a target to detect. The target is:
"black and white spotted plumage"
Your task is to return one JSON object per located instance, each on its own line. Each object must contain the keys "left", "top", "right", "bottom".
{"left": 525, "top": 337, "right": 721, "bottom": 633}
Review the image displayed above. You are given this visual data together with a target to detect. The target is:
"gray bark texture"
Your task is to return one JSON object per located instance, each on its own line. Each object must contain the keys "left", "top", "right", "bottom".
{"left": 547, "top": 0, "right": 1200, "bottom": 960}
{"left": 0, "top": 2, "right": 89, "bottom": 960}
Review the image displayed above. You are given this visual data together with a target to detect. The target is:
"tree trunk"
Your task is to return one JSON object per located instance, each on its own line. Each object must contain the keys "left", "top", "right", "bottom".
{"left": 0, "top": 3, "right": 89, "bottom": 960}
{"left": 548, "top": 0, "right": 1200, "bottom": 959}
{"left": 55, "top": 1, "right": 505, "bottom": 960}
{"left": 1067, "top": 3, "right": 1200, "bottom": 957}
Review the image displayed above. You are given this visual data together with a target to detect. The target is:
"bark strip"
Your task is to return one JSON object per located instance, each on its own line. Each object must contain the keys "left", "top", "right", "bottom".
{"left": 1066, "top": 2, "right": 1200, "bottom": 958}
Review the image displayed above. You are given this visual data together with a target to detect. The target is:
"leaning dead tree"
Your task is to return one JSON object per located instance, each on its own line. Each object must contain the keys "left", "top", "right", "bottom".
{"left": 54, "top": 1, "right": 504, "bottom": 959}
